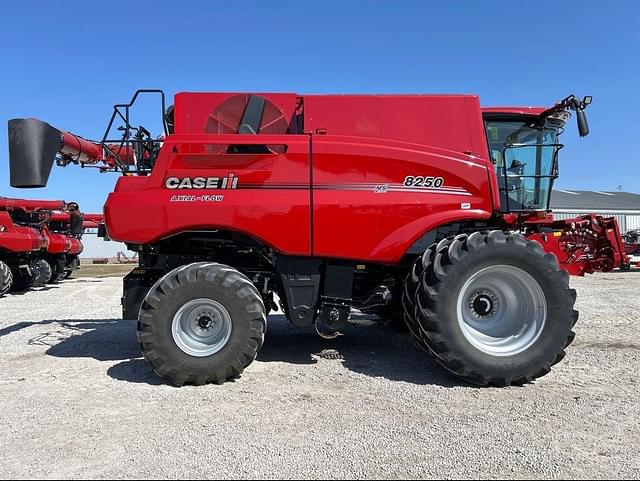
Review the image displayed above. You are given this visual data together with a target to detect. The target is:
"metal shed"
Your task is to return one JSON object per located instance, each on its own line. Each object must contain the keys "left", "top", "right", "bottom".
{"left": 550, "top": 190, "right": 640, "bottom": 233}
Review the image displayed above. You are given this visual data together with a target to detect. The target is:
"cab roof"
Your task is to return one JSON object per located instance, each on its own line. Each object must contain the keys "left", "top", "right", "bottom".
{"left": 482, "top": 107, "right": 547, "bottom": 116}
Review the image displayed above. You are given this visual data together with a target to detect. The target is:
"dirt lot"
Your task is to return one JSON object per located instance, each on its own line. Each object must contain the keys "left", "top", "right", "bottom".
{"left": 0, "top": 272, "right": 638, "bottom": 479}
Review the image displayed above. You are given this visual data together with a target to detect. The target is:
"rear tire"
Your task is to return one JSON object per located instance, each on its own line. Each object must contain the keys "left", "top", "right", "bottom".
{"left": 0, "top": 261, "right": 13, "bottom": 296}
{"left": 137, "top": 262, "right": 267, "bottom": 386}
{"left": 407, "top": 231, "right": 578, "bottom": 386}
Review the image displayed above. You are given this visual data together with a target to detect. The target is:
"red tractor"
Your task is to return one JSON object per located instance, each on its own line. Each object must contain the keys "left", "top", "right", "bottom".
{"left": 7, "top": 91, "right": 625, "bottom": 386}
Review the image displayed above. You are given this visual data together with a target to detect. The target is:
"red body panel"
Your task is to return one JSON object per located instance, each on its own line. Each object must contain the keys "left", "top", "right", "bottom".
{"left": 305, "top": 95, "right": 486, "bottom": 154}
{"left": 0, "top": 211, "right": 47, "bottom": 252}
{"left": 105, "top": 134, "right": 312, "bottom": 256}
{"left": 105, "top": 94, "right": 498, "bottom": 263}
{"left": 68, "top": 237, "right": 83, "bottom": 255}
{"left": 311, "top": 135, "right": 493, "bottom": 262}
{"left": 83, "top": 213, "right": 104, "bottom": 223}
{"left": 44, "top": 228, "right": 71, "bottom": 254}
{"left": 47, "top": 211, "right": 92, "bottom": 256}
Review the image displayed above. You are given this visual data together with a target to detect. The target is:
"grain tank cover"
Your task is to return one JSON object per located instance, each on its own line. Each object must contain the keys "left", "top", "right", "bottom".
{"left": 303, "top": 94, "right": 486, "bottom": 154}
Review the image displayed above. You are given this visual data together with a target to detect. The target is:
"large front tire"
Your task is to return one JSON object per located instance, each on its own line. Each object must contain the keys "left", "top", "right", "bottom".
{"left": 410, "top": 231, "right": 578, "bottom": 387}
{"left": 137, "top": 262, "right": 267, "bottom": 386}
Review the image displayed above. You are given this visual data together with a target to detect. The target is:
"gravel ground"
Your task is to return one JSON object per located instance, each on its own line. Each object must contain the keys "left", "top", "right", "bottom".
{"left": 0, "top": 272, "right": 638, "bottom": 479}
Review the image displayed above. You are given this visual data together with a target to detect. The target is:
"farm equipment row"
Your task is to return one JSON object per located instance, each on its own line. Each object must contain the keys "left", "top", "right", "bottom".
{"left": 6, "top": 89, "right": 630, "bottom": 388}
{"left": 0, "top": 198, "right": 103, "bottom": 295}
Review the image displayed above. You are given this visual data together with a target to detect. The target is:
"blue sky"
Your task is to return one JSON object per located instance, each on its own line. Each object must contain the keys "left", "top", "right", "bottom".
{"left": 0, "top": 0, "right": 638, "bottom": 213}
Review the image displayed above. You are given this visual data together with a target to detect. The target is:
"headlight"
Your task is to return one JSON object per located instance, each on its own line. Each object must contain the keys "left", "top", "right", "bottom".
{"left": 545, "top": 110, "right": 571, "bottom": 129}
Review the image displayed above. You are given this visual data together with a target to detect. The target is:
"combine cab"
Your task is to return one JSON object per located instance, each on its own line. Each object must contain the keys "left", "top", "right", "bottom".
{"left": 6, "top": 90, "right": 627, "bottom": 386}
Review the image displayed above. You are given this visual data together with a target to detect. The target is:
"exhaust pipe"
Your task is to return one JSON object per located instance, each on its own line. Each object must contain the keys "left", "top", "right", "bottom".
{"left": 8, "top": 119, "right": 63, "bottom": 188}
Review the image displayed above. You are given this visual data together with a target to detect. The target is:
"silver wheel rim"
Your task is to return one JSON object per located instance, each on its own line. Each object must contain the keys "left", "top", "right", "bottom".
{"left": 456, "top": 265, "right": 547, "bottom": 357}
{"left": 171, "top": 298, "right": 232, "bottom": 357}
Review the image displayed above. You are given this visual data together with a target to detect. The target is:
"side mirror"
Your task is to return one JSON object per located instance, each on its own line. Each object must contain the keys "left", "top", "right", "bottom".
{"left": 576, "top": 109, "right": 590, "bottom": 137}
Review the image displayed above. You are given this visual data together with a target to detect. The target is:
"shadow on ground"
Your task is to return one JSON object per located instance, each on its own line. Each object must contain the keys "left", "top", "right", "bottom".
{"left": 29, "top": 314, "right": 460, "bottom": 388}
{"left": 8, "top": 285, "right": 60, "bottom": 296}
{"left": 258, "top": 314, "right": 459, "bottom": 387}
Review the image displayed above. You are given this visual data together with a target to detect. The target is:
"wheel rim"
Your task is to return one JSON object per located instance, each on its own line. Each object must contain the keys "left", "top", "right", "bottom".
{"left": 171, "top": 298, "right": 233, "bottom": 357}
{"left": 456, "top": 265, "right": 547, "bottom": 357}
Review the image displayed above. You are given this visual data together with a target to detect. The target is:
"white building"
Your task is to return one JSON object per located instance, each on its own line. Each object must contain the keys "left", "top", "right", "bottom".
{"left": 550, "top": 190, "right": 640, "bottom": 233}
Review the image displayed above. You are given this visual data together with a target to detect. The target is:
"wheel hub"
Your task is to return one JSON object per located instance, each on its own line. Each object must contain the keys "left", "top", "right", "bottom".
{"left": 172, "top": 298, "right": 233, "bottom": 357}
{"left": 196, "top": 315, "right": 214, "bottom": 330}
{"left": 469, "top": 290, "right": 499, "bottom": 318}
{"left": 456, "top": 265, "right": 547, "bottom": 357}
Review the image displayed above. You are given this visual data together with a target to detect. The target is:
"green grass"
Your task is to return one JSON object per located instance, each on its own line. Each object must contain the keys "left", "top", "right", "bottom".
{"left": 75, "top": 263, "right": 136, "bottom": 278}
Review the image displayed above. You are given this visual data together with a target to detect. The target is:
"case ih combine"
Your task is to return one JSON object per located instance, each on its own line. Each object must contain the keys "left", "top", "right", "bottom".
{"left": 0, "top": 198, "right": 59, "bottom": 294}
{"left": 0, "top": 198, "right": 95, "bottom": 293}
{"left": 48, "top": 210, "right": 103, "bottom": 280}
{"left": 6, "top": 90, "right": 627, "bottom": 386}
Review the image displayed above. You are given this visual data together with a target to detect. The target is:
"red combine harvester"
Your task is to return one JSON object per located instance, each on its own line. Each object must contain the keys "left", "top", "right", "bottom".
{"left": 0, "top": 198, "right": 62, "bottom": 294}
{"left": 0, "top": 198, "right": 94, "bottom": 291}
{"left": 7, "top": 90, "right": 627, "bottom": 386}
{"left": 47, "top": 208, "right": 103, "bottom": 280}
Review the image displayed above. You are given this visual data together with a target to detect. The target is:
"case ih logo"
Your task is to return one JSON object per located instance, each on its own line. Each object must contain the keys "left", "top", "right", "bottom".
{"left": 165, "top": 173, "right": 238, "bottom": 190}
